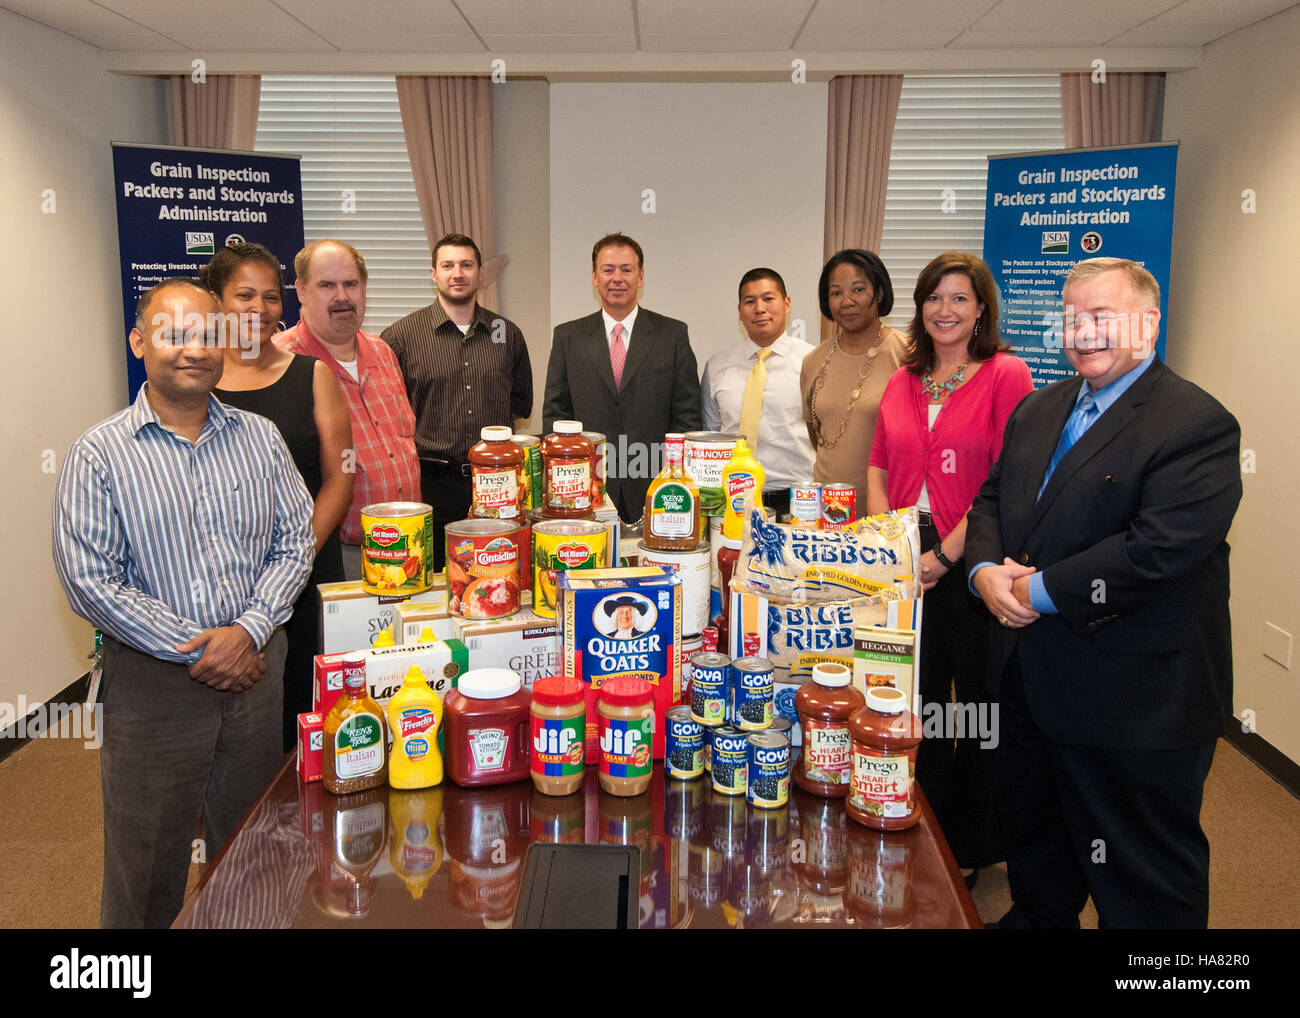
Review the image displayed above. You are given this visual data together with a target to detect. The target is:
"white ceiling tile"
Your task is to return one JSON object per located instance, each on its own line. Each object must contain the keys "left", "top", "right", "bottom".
{"left": 637, "top": 0, "right": 811, "bottom": 36}
{"left": 640, "top": 32, "right": 796, "bottom": 52}
{"left": 167, "top": 32, "right": 339, "bottom": 52}
{"left": 971, "top": 0, "right": 1173, "bottom": 34}
{"left": 795, "top": 27, "right": 970, "bottom": 50}
{"left": 949, "top": 28, "right": 1113, "bottom": 48}
{"left": 273, "top": 0, "right": 470, "bottom": 37}
{"left": 800, "top": 0, "right": 999, "bottom": 37}
{"left": 479, "top": 33, "right": 638, "bottom": 53}
{"left": 1105, "top": 0, "right": 1297, "bottom": 45}
{"left": 67, "top": 29, "right": 185, "bottom": 50}
{"left": 98, "top": 0, "right": 309, "bottom": 36}
{"left": 0, "top": 0, "right": 162, "bottom": 34}
{"left": 321, "top": 34, "right": 485, "bottom": 54}
{"left": 459, "top": 0, "right": 635, "bottom": 35}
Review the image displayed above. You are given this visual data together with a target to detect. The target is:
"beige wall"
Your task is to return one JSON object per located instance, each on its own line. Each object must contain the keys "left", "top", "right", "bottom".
{"left": 492, "top": 80, "right": 550, "bottom": 434}
{"left": 0, "top": 9, "right": 169, "bottom": 712}
{"left": 548, "top": 82, "right": 828, "bottom": 375}
{"left": 1162, "top": 4, "right": 1300, "bottom": 764}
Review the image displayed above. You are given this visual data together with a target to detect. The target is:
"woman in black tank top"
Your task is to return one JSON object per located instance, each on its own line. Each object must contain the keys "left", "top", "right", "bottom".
{"left": 204, "top": 243, "right": 354, "bottom": 751}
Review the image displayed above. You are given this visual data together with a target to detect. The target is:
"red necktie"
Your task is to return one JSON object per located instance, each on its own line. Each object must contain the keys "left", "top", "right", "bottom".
{"left": 610, "top": 322, "right": 627, "bottom": 390}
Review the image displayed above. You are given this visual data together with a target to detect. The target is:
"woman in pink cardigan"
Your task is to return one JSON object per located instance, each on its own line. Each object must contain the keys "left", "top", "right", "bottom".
{"left": 867, "top": 251, "right": 1032, "bottom": 888}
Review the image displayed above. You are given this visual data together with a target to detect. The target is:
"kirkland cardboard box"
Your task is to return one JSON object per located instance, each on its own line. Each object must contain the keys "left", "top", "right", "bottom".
{"left": 319, "top": 580, "right": 452, "bottom": 653}
{"left": 452, "top": 609, "right": 559, "bottom": 691}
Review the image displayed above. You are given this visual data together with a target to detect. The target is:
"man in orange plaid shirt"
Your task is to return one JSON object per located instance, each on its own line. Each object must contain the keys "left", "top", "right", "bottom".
{"left": 276, "top": 239, "right": 421, "bottom": 580}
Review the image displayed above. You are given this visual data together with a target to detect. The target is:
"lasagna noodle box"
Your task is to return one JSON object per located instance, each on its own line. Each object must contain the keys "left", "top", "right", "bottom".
{"left": 559, "top": 566, "right": 683, "bottom": 760}
{"left": 313, "top": 637, "right": 468, "bottom": 717}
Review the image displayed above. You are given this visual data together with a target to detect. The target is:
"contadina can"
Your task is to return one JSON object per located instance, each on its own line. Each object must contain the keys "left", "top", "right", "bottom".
{"left": 531, "top": 519, "right": 607, "bottom": 619}
{"left": 665, "top": 706, "right": 705, "bottom": 780}
{"left": 747, "top": 731, "right": 791, "bottom": 809}
{"left": 360, "top": 502, "right": 432, "bottom": 596}
{"left": 444, "top": 519, "right": 523, "bottom": 619}
{"left": 710, "top": 726, "right": 749, "bottom": 797}
{"left": 689, "top": 652, "right": 732, "bottom": 727}
{"left": 730, "top": 657, "right": 775, "bottom": 731}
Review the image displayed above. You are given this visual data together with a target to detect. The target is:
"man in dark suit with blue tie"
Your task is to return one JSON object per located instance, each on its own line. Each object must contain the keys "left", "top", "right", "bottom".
{"left": 967, "top": 257, "right": 1242, "bottom": 928}
{"left": 543, "top": 233, "right": 702, "bottom": 521}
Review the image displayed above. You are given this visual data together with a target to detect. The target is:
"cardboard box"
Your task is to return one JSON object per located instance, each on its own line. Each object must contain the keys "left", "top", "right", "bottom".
{"left": 394, "top": 600, "right": 457, "bottom": 645}
{"left": 318, "top": 580, "right": 450, "bottom": 654}
{"left": 558, "top": 566, "right": 682, "bottom": 760}
{"left": 297, "top": 711, "right": 324, "bottom": 783}
{"left": 853, "top": 626, "right": 918, "bottom": 714}
{"left": 452, "top": 609, "right": 559, "bottom": 691}
{"left": 312, "top": 636, "right": 468, "bottom": 717}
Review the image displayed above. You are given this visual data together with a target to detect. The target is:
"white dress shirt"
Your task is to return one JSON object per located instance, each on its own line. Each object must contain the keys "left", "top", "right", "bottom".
{"left": 701, "top": 332, "right": 816, "bottom": 489}
{"left": 602, "top": 306, "right": 640, "bottom": 351}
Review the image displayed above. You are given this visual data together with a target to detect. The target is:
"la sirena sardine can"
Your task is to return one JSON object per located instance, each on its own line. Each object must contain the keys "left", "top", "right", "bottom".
{"left": 730, "top": 656, "right": 775, "bottom": 731}
{"left": 665, "top": 706, "right": 705, "bottom": 780}
{"left": 531, "top": 518, "right": 607, "bottom": 619}
{"left": 821, "top": 482, "right": 857, "bottom": 531}
{"left": 360, "top": 501, "right": 433, "bottom": 596}
{"left": 689, "top": 652, "right": 732, "bottom": 727}
{"left": 710, "top": 726, "right": 749, "bottom": 797}
{"left": 746, "top": 731, "right": 791, "bottom": 809}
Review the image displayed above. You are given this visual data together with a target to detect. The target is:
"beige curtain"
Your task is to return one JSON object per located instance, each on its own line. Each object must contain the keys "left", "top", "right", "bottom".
{"left": 823, "top": 74, "right": 904, "bottom": 341}
{"left": 168, "top": 75, "right": 261, "bottom": 150}
{"left": 395, "top": 76, "right": 500, "bottom": 311}
{"left": 1060, "top": 72, "right": 1164, "bottom": 149}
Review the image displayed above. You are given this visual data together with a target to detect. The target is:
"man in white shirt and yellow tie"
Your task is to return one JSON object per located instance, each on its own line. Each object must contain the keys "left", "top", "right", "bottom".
{"left": 701, "top": 268, "right": 817, "bottom": 517}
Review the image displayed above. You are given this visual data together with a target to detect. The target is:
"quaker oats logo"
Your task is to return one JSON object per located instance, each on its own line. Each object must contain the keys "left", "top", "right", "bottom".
{"left": 594, "top": 592, "right": 656, "bottom": 640}
{"left": 225, "top": 233, "right": 246, "bottom": 247}
{"left": 1080, "top": 231, "right": 1103, "bottom": 254}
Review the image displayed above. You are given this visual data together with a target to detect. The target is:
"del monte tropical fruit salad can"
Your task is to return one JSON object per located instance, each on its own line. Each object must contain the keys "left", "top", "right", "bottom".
{"left": 360, "top": 502, "right": 433, "bottom": 596}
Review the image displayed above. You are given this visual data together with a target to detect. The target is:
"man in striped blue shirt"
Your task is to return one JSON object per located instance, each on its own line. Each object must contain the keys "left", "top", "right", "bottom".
{"left": 52, "top": 278, "right": 314, "bottom": 928}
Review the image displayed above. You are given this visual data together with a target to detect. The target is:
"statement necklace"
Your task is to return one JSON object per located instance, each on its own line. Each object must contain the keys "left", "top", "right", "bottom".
{"left": 809, "top": 322, "right": 884, "bottom": 449}
{"left": 920, "top": 359, "right": 969, "bottom": 400}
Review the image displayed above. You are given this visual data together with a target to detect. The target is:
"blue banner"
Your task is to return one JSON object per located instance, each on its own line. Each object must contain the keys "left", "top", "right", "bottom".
{"left": 111, "top": 143, "right": 305, "bottom": 400}
{"left": 982, "top": 142, "right": 1177, "bottom": 388}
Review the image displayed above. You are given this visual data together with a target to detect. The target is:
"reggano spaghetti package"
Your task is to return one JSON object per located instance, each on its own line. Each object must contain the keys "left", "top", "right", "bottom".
{"left": 733, "top": 502, "right": 922, "bottom": 603}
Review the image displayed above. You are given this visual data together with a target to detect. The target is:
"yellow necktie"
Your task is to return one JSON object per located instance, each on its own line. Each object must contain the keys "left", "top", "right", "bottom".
{"left": 738, "top": 348, "right": 772, "bottom": 448}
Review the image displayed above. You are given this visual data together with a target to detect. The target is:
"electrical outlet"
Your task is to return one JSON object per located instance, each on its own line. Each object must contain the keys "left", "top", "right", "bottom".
{"left": 1262, "top": 622, "right": 1292, "bottom": 669}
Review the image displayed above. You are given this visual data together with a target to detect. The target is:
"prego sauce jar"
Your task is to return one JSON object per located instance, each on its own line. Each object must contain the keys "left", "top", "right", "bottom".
{"left": 541, "top": 421, "right": 595, "bottom": 518}
{"left": 794, "top": 661, "right": 865, "bottom": 798}
{"left": 847, "top": 687, "right": 925, "bottom": 831}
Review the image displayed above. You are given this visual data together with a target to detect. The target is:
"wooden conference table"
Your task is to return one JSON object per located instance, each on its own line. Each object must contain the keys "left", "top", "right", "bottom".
{"left": 173, "top": 757, "right": 981, "bottom": 929}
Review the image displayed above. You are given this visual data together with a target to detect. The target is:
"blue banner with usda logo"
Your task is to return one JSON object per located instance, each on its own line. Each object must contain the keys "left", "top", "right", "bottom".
{"left": 981, "top": 142, "right": 1177, "bottom": 388}
{"left": 111, "top": 142, "right": 305, "bottom": 400}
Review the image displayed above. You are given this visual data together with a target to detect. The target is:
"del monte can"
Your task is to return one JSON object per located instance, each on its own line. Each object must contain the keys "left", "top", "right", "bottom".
{"left": 360, "top": 502, "right": 432, "bottom": 597}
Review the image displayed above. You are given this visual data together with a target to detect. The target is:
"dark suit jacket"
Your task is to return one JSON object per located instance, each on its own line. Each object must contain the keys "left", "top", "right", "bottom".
{"left": 966, "top": 357, "right": 1241, "bottom": 751}
{"left": 543, "top": 308, "right": 702, "bottom": 520}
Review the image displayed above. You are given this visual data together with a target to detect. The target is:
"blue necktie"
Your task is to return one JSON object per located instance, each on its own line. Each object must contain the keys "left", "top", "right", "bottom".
{"left": 1039, "top": 393, "right": 1098, "bottom": 498}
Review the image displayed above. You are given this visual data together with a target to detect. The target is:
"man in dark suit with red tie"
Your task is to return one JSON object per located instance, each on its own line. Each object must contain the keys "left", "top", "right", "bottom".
{"left": 543, "top": 233, "right": 702, "bottom": 521}
{"left": 967, "top": 257, "right": 1242, "bottom": 928}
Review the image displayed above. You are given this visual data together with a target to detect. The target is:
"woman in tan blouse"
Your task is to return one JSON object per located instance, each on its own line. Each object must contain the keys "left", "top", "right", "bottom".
{"left": 800, "top": 249, "right": 908, "bottom": 509}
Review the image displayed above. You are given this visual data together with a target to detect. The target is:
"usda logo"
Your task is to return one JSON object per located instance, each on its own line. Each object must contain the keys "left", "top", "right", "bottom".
{"left": 185, "top": 231, "right": 215, "bottom": 255}
{"left": 1040, "top": 231, "right": 1069, "bottom": 254}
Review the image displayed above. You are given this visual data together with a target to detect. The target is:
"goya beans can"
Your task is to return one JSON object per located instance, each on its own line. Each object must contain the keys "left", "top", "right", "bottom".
{"left": 360, "top": 502, "right": 432, "bottom": 596}
{"left": 746, "top": 731, "right": 791, "bottom": 809}
{"left": 665, "top": 706, "right": 705, "bottom": 780}
{"left": 582, "top": 431, "right": 608, "bottom": 508}
{"left": 710, "top": 726, "right": 749, "bottom": 797}
{"left": 445, "top": 519, "right": 523, "bottom": 619}
{"left": 821, "top": 483, "right": 857, "bottom": 531}
{"left": 512, "top": 434, "right": 542, "bottom": 513}
{"left": 689, "top": 652, "right": 732, "bottom": 727}
{"left": 790, "top": 482, "right": 822, "bottom": 529}
{"left": 531, "top": 519, "right": 607, "bottom": 619}
{"left": 730, "top": 657, "right": 775, "bottom": 731}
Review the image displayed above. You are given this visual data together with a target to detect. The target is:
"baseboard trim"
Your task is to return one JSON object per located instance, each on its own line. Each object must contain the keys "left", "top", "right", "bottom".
{"left": 1224, "top": 717, "right": 1300, "bottom": 801}
{"left": 0, "top": 672, "right": 92, "bottom": 765}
